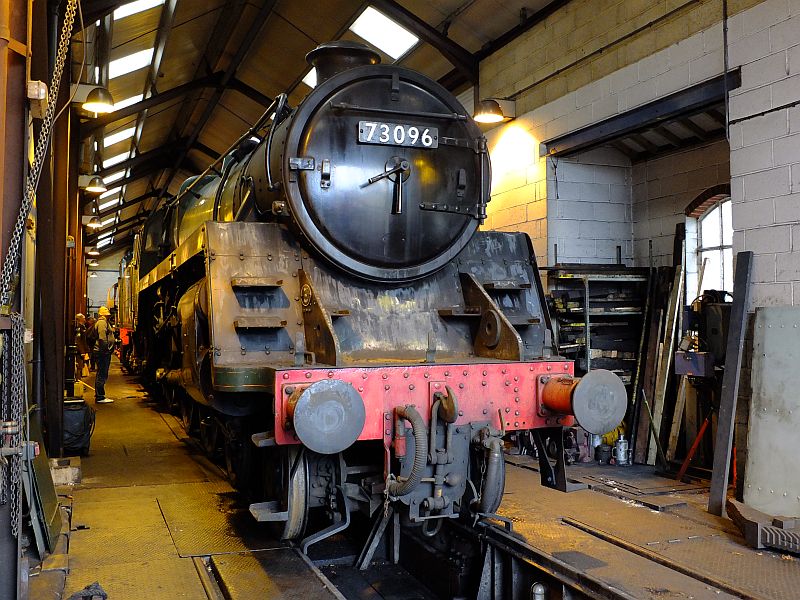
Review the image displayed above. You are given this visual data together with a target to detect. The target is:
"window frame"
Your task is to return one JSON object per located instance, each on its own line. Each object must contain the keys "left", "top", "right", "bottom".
{"left": 696, "top": 197, "right": 732, "bottom": 293}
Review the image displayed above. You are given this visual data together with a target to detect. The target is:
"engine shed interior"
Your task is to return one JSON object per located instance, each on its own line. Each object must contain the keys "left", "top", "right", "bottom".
{"left": 2, "top": 1, "right": 800, "bottom": 599}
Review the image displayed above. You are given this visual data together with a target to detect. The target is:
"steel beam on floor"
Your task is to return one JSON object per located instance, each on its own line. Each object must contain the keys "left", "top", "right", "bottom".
{"left": 708, "top": 251, "right": 753, "bottom": 516}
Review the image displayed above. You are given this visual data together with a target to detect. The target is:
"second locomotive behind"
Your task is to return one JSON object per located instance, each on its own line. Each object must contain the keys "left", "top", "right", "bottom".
{"left": 121, "top": 42, "right": 627, "bottom": 548}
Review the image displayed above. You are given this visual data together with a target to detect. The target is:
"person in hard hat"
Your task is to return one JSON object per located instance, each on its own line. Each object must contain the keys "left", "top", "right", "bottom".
{"left": 94, "top": 306, "right": 115, "bottom": 404}
{"left": 75, "top": 313, "right": 90, "bottom": 380}
{"left": 86, "top": 316, "right": 97, "bottom": 371}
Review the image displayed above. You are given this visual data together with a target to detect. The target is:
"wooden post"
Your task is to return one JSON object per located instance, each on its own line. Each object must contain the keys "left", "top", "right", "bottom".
{"left": 666, "top": 376, "right": 688, "bottom": 462}
{"left": 648, "top": 264, "right": 683, "bottom": 465}
{"left": 708, "top": 251, "right": 753, "bottom": 516}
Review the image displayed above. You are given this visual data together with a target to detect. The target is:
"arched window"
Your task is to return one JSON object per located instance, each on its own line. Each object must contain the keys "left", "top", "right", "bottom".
{"left": 685, "top": 185, "right": 733, "bottom": 296}
{"left": 697, "top": 198, "right": 733, "bottom": 292}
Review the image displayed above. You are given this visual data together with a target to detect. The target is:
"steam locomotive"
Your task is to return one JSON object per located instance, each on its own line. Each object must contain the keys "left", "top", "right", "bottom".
{"left": 116, "top": 42, "right": 626, "bottom": 549}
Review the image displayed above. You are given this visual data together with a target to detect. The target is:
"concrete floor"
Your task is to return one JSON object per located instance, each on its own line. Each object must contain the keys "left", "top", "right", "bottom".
{"left": 497, "top": 456, "right": 800, "bottom": 599}
{"left": 26, "top": 359, "right": 800, "bottom": 600}
{"left": 32, "top": 359, "right": 342, "bottom": 600}
{"left": 61, "top": 359, "right": 220, "bottom": 599}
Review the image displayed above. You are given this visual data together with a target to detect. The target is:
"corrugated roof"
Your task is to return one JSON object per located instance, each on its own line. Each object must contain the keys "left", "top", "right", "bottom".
{"left": 78, "top": 0, "right": 564, "bottom": 255}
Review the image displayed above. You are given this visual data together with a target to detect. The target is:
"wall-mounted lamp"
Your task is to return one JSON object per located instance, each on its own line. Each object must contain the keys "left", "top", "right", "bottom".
{"left": 88, "top": 271, "right": 98, "bottom": 278}
{"left": 87, "top": 259, "right": 100, "bottom": 267}
{"left": 473, "top": 98, "right": 516, "bottom": 124}
{"left": 70, "top": 84, "right": 115, "bottom": 115}
{"left": 86, "top": 247, "right": 100, "bottom": 256}
{"left": 79, "top": 174, "right": 107, "bottom": 194}
{"left": 81, "top": 215, "right": 103, "bottom": 229}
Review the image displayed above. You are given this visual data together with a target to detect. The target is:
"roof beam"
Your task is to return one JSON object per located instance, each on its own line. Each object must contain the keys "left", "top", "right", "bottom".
{"left": 93, "top": 210, "right": 147, "bottom": 234}
{"left": 475, "top": 0, "right": 571, "bottom": 60}
{"left": 82, "top": 0, "right": 136, "bottom": 23}
{"left": 370, "top": 0, "right": 477, "bottom": 83}
{"left": 437, "top": 0, "right": 572, "bottom": 91}
{"left": 198, "top": 0, "right": 250, "bottom": 78}
{"left": 610, "top": 140, "right": 639, "bottom": 160}
{"left": 90, "top": 222, "right": 144, "bottom": 252}
{"left": 109, "top": 218, "right": 147, "bottom": 238}
{"left": 126, "top": 0, "right": 179, "bottom": 192}
{"left": 98, "top": 141, "right": 183, "bottom": 179}
{"left": 438, "top": 68, "right": 470, "bottom": 93}
{"left": 630, "top": 133, "right": 660, "bottom": 154}
{"left": 81, "top": 73, "right": 222, "bottom": 138}
{"left": 95, "top": 189, "right": 161, "bottom": 220}
{"left": 87, "top": 214, "right": 148, "bottom": 243}
{"left": 706, "top": 107, "right": 727, "bottom": 128}
{"left": 678, "top": 117, "right": 709, "bottom": 141}
{"left": 158, "top": 0, "right": 279, "bottom": 197}
{"left": 231, "top": 78, "right": 273, "bottom": 107}
{"left": 193, "top": 142, "right": 221, "bottom": 161}
{"left": 82, "top": 168, "right": 163, "bottom": 206}
{"left": 98, "top": 238, "right": 132, "bottom": 257}
{"left": 653, "top": 125, "right": 684, "bottom": 147}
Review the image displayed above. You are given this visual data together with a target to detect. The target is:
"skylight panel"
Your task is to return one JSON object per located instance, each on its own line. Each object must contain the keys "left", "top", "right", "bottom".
{"left": 114, "top": 94, "right": 144, "bottom": 111}
{"left": 109, "top": 49, "right": 154, "bottom": 79}
{"left": 98, "top": 197, "right": 121, "bottom": 211}
{"left": 104, "top": 127, "right": 135, "bottom": 147}
{"left": 103, "top": 171, "right": 125, "bottom": 184}
{"left": 302, "top": 69, "right": 317, "bottom": 88}
{"left": 349, "top": 6, "right": 418, "bottom": 59}
{"left": 100, "top": 186, "right": 122, "bottom": 199}
{"left": 97, "top": 237, "right": 114, "bottom": 248}
{"left": 103, "top": 152, "right": 129, "bottom": 169}
{"left": 114, "top": 0, "right": 165, "bottom": 20}
{"left": 100, "top": 217, "right": 117, "bottom": 228}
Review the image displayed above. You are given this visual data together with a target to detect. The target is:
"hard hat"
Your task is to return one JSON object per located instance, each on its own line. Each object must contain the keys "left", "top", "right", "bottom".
{"left": 76, "top": 313, "right": 85, "bottom": 319}
{"left": 98, "top": 306, "right": 110, "bottom": 316}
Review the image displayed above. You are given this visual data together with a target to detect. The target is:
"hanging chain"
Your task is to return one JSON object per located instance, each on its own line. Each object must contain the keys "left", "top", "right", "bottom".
{"left": 0, "top": 331, "right": 8, "bottom": 506}
{"left": 0, "top": 0, "right": 78, "bottom": 538}
{"left": 0, "top": 0, "right": 78, "bottom": 308}
{"left": 8, "top": 315, "right": 25, "bottom": 537}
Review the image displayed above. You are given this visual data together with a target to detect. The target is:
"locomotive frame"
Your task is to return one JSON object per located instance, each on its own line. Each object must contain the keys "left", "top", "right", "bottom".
{"left": 116, "top": 41, "right": 626, "bottom": 556}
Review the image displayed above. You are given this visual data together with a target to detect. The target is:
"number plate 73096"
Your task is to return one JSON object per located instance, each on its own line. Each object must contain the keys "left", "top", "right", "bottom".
{"left": 358, "top": 121, "right": 438, "bottom": 149}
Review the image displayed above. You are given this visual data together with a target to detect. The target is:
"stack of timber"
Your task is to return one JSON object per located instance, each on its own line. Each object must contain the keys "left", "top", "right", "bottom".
{"left": 631, "top": 264, "right": 683, "bottom": 466}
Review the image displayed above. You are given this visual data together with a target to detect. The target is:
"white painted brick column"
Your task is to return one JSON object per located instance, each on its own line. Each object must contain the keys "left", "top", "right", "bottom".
{"left": 728, "top": 0, "right": 800, "bottom": 307}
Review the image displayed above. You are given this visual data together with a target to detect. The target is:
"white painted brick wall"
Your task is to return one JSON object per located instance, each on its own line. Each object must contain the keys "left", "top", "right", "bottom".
{"left": 632, "top": 140, "right": 731, "bottom": 268}
{"left": 484, "top": 16, "right": 729, "bottom": 268}
{"left": 483, "top": 0, "right": 800, "bottom": 310}
{"left": 548, "top": 148, "right": 633, "bottom": 264}
{"left": 728, "top": 0, "right": 800, "bottom": 308}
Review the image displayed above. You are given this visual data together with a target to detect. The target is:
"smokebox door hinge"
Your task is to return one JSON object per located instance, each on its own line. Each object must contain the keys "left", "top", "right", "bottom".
{"left": 320, "top": 159, "right": 332, "bottom": 189}
{"left": 289, "top": 157, "right": 315, "bottom": 170}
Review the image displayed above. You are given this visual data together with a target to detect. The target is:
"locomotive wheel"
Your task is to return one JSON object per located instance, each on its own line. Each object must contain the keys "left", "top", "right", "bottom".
{"left": 198, "top": 409, "right": 220, "bottom": 457}
{"left": 223, "top": 420, "right": 253, "bottom": 491}
{"left": 180, "top": 395, "right": 196, "bottom": 435}
{"left": 161, "top": 384, "right": 181, "bottom": 414}
{"left": 263, "top": 446, "right": 309, "bottom": 540}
